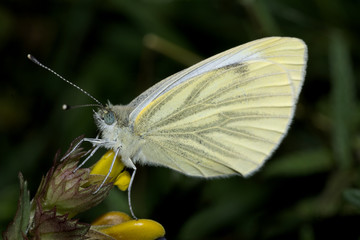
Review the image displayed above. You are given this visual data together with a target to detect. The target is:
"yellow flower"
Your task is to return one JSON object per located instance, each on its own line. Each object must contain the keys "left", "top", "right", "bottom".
{"left": 4, "top": 137, "right": 165, "bottom": 240}
{"left": 90, "top": 150, "right": 131, "bottom": 191}
{"left": 91, "top": 212, "right": 166, "bottom": 240}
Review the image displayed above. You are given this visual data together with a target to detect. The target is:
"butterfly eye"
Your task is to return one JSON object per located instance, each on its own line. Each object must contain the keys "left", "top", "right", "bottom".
{"left": 104, "top": 111, "right": 115, "bottom": 125}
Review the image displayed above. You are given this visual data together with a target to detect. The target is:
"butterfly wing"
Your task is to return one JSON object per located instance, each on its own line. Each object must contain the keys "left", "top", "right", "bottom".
{"left": 131, "top": 37, "right": 307, "bottom": 177}
{"left": 128, "top": 37, "right": 307, "bottom": 125}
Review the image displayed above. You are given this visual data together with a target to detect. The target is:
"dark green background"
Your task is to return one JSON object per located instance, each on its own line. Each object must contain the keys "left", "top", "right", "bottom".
{"left": 1, "top": 0, "right": 360, "bottom": 239}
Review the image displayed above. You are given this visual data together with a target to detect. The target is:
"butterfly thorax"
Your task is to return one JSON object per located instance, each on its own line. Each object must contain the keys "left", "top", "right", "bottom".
{"left": 94, "top": 104, "right": 142, "bottom": 167}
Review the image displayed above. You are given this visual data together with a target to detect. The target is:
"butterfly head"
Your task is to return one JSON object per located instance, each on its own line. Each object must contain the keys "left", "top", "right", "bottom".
{"left": 100, "top": 108, "right": 116, "bottom": 125}
{"left": 94, "top": 106, "right": 117, "bottom": 130}
{"left": 94, "top": 104, "right": 134, "bottom": 133}
{"left": 94, "top": 104, "right": 138, "bottom": 156}
{"left": 93, "top": 106, "right": 122, "bottom": 149}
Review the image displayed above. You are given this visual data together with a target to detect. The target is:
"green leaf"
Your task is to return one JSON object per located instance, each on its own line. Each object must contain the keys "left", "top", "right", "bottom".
{"left": 2, "top": 173, "right": 31, "bottom": 240}
{"left": 329, "top": 30, "right": 356, "bottom": 169}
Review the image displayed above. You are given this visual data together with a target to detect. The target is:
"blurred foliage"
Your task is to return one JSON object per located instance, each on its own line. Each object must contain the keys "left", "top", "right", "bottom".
{"left": 0, "top": 0, "right": 360, "bottom": 239}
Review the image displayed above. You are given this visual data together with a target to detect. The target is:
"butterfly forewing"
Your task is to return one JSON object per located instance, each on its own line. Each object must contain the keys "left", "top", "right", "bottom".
{"left": 128, "top": 37, "right": 306, "bottom": 126}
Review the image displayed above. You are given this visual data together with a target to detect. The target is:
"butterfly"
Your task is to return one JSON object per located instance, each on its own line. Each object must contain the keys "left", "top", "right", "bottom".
{"left": 29, "top": 37, "right": 307, "bottom": 219}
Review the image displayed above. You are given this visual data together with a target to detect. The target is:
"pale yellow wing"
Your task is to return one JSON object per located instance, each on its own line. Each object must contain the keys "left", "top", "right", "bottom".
{"left": 128, "top": 37, "right": 307, "bottom": 124}
{"left": 132, "top": 37, "right": 307, "bottom": 177}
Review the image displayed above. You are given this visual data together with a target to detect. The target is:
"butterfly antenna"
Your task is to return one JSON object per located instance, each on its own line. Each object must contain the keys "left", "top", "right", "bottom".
{"left": 62, "top": 103, "right": 102, "bottom": 110}
{"left": 27, "top": 54, "right": 103, "bottom": 107}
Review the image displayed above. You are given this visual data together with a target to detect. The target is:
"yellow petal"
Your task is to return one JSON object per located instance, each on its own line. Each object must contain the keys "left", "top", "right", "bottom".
{"left": 101, "top": 219, "right": 165, "bottom": 240}
{"left": 91, "top": 150, "right": 125, "bottom": 179}
{"left": 114, "top": 171, "right": 131, "bottom": 191}
{"left": 92, "top": 211, "right": 132, "bottom": 226}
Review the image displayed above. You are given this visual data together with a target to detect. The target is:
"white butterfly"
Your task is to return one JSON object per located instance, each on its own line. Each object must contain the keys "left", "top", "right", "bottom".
{"left": 29, "top": 37, "right": 307, "bottom": 219}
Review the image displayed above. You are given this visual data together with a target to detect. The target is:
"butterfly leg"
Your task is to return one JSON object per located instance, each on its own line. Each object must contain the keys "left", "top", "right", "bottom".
{"left": 73, "top": 145, "right": 101, "bottom": 173}
{"left": 127, "top": 160, "right": 137, "bottom": 220}
{"left": 93, "top": 147, "right": 120, "bottom": 194}
{"left": 61, "top": 137, "right": 103, "bottom": 161}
